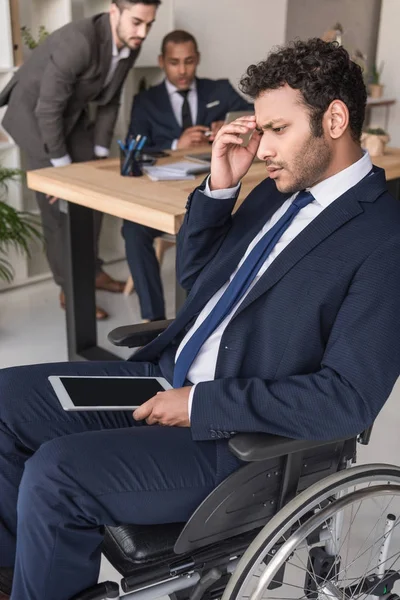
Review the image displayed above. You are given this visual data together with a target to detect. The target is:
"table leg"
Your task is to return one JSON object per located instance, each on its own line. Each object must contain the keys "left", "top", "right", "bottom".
{"left": 61, "top": 200, "right": 119, "bottom": 361}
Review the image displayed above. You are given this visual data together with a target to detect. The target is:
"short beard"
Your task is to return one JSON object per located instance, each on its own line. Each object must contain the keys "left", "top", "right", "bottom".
{"left": 116, "top": 21, "right": 129, "bottom": 48}
{"left": 278, "top": 132, "right": 332, "bottom": 194}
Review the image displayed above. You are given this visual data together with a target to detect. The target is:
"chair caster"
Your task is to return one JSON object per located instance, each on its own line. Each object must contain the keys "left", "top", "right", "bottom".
{"left": 71, "top": 580, "right": 120, "bottom": 599}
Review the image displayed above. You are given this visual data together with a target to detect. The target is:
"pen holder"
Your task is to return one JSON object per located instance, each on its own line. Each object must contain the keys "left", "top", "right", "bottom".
{"left": 119, "top": 148, "right": 143, "bottom": 177}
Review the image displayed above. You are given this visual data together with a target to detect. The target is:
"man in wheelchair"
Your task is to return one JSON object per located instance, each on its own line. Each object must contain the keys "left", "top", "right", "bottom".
{"left": 1, "top": 38, "right": 400, "bottom": 600}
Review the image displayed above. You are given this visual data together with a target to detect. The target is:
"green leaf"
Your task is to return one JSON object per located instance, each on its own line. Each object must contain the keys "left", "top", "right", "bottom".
{"left": 0, "top": 166, "right": 43, "bottom": 282}
{"left": 364, "top": 127, "right": 387, "bottom": 136}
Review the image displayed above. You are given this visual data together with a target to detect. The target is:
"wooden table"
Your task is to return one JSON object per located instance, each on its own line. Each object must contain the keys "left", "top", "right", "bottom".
{"left": 27, "top": 147, "right": 400, "bottom": 361}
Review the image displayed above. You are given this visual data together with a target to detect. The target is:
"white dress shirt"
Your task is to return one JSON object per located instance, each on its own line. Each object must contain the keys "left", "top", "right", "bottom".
{"left": 164, "top": 79, "right": 198, "bottom": 150}
{"left": 176, "top": 151, "right": 373, "bottom": 417}
{"left": 50, "top": 39, "right": 130, "bottom": 167}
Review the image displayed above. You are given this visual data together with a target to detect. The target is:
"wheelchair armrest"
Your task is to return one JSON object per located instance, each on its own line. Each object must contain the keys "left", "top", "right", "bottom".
{"left": 107, "top": 319, "right": 173, "bottom": 348}
{"left": 228, "top": 433, "right": 344, "bottom": 462}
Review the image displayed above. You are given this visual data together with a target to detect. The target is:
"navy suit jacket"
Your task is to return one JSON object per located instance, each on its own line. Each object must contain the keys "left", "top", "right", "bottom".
{"left": 134, "top": 168, "right": 400, "bottom": 444}
{"left": 127, "top": 77, "right": 252, "bottom": 149}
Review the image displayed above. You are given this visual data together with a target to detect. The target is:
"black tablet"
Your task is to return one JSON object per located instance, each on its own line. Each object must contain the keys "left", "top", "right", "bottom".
{"left": 48, "top": 376, "right": 171, "bottom": 411}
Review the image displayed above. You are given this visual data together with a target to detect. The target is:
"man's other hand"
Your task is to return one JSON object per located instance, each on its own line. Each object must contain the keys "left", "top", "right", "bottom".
{"left": 177, "top": 126, "right": 210, "bottom": 149}
{"left": 133, "top": 386, "right": 192, "bottom": 427}
{"left": 46, "top": 195, "right": 59, "bottom": 205}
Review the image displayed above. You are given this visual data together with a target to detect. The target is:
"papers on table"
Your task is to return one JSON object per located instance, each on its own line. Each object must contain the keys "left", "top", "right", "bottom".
{"left": 143, "top": 160, "right": 210, "bottom": 182}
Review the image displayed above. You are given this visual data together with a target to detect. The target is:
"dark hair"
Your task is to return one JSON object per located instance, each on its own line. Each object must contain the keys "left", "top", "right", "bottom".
{"left": 112, "top": 0, "right": 161, "bottom": 9}
{"left": 161, "top": 30, "right": 198, "bottom": 55}
{"left": 240, "top": 38, "right": 366, "bottom": 142}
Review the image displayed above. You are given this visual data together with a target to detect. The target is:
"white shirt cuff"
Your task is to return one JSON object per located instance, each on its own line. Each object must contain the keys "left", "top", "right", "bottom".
{"left": 188, "top": 384, "right": 196, "bottom": 420}
{"left": 171, "top": 139, "right": 178, "bottom": 151}
{"left": 94, "top": 145, "right": 110, "bottom": 158}
{"left": 204, "top": 175, "right": 240, "bottom": 198}
{"left": 50, "top": 154, "right": 72, "bottom": 167}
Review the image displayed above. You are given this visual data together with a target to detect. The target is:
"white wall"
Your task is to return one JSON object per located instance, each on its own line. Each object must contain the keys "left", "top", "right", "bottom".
{"left": 376, "top": 0, "right": 400, "bottom": 145}
{"left": 286, "top": 0, "right": 381, "bottom": 72}
{"left": 173, "top": 0, "right": 288, "bottom": 92}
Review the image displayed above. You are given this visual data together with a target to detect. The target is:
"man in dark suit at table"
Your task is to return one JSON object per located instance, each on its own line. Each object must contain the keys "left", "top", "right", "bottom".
{"left": 123, "top": 30, "right": 252, "bottom": 322}
{"left": 0, "top": 0, "right": 160, "bottom": 320}
{"left": 2, "top": 39, "right": 400, "bottom": 599}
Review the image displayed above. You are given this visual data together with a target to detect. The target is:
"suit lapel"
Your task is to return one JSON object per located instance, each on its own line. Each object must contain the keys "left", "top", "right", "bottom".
{"left": 184, "top": 186, "right": 290, "bottom": 315}
{"left": 195, "top": 78, "right": 207, "bottom": 125}
{"left": 96, "top": 14, "right": 139, "bottom": 102}
{"left": 231, "top": 188, "right": 366, "bottom": 319}
{"left": 104, "top": 52, "right": 136, "bottom": 99}
{"left": 158, "top": 81, "right": 180, "bottom": 130}
{"left": 97, "top": 14, "right": 113, "bottom": 88}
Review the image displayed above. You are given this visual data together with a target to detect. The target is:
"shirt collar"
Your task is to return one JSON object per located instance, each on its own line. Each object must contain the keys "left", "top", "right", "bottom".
{"left": 307, "top": 150, "right": 373, "bottom": 208}
{"left": 165, "top": 78, "right": 197, "bottom": 97}
{"left": 112, "top": 38, "right": 131, "bottom": 60}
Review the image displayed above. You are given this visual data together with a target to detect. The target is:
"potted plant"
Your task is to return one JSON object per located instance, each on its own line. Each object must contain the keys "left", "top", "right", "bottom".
{"left": 369, "top": 62, "right": 384, "bottom": 98}
{"left": 322, "top": 22, "right": 343, "bottom": 45}
{"left": 352, "top": 49, "right": 368, "bottom": 85}
{"left": 360, "top": 127, "right": 390, "bottom": 157}
{"left": 20, "top": 25, "right": 49, "bottom": 50}
{"left": 0, "top": 166, "right": 42, "bottom": 282}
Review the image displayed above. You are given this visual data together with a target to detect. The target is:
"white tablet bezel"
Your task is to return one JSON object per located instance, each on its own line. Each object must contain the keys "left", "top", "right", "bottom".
{"left": 48, "top": 375, "right": 172, "bottom": 411}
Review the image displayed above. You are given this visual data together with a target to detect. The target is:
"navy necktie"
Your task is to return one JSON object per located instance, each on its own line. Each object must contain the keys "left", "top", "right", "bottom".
{"left": 173, "top": 190, "right": 315, "bottom": 388}
{"left": 178, "top": 90, "right": 193, "bottom": 130}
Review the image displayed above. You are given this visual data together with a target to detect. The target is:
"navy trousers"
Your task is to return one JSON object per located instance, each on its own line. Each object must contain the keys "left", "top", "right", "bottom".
{"left": 122, "top": 220, "right": 166, "bottom": 321}
{"left": 0, "top": 360, "right": 239, "bottom": 599}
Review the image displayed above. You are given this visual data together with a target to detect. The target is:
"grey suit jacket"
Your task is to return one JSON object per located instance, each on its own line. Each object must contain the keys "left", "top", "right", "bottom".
{"left": 0, "top": 13, "right": 139, "bottom": 168}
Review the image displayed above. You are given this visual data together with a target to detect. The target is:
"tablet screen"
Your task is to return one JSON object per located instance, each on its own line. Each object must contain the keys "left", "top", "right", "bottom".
{"left": 59, "top": 377, "right": 165, "bottom": 408}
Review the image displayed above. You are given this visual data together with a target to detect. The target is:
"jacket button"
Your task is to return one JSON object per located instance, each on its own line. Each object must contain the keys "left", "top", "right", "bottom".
{"left": 210, "top": 429, "right": 217, "bottom": 438}
{"left": 223, "top": 431, "right": 231, "bottom": 438}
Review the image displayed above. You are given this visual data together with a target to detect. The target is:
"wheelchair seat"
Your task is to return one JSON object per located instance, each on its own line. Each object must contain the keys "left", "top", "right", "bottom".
{"left": 94, "top": 432, "right": 358, "bottom": 598}
{"left": 103, "top": 522, "right": 184, "bottom": 573}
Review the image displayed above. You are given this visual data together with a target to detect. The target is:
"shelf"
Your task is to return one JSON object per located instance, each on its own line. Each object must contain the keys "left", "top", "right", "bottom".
{"left": 366, "top": 97, "right": 396, "bottom": 106}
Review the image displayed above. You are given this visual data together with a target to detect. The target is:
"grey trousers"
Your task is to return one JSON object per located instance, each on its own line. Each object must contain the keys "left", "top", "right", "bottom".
{"left": 27, "top": 120, "right": 104, "bottom": 290}
{"left": 35, "top": 192, "right": 104, "bottom": 289}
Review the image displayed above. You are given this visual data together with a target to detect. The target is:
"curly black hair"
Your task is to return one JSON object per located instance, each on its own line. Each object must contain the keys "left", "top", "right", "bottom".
{"left": 240, "top": 38, "right": 366, "bottom": 142}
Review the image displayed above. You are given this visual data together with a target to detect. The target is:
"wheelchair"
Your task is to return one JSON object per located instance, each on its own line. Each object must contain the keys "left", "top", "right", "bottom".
{"left": 72, "top": 320, "right": 400, "bottom": 600}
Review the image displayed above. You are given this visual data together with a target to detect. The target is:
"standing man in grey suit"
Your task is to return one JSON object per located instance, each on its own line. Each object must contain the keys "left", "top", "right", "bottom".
{"left": 0, "top": 0, "right": 160, "bottom": 319}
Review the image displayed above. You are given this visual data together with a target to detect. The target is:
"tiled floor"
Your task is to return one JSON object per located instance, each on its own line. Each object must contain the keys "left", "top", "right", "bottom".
{"left": 1, "top": 252, "right": 400, "bottom": 595}
{"left": 0, "top": 253, "right": 177, "bottom": 368}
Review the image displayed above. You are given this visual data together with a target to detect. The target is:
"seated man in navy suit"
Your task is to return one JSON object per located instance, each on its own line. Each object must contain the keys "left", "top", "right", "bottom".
{"left": 123, "top": 30, "right": 252, "bottom": 322}
{"left": 2, "top": 39, "right": 400, "bottom": 599}
{"left": 127, "top": 29, "right": 252, "bottom": 150}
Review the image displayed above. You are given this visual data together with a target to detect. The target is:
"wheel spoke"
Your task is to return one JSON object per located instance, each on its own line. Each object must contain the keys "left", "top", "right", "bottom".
{"left": 225, "top": 471, "right": 400, "bottom": 600}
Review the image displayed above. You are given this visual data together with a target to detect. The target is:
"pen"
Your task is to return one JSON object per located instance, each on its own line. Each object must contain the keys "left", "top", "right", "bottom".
{"left": 134, "top": 135, "right": 148, "bottom": 159}
{"left": 118, "top": 140, "right": 126, "bottom": 153}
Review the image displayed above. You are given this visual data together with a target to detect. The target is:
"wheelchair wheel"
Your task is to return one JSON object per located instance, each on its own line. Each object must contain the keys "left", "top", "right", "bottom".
{"left": 222, "top": 463, "right": 400, "bottom": 600}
